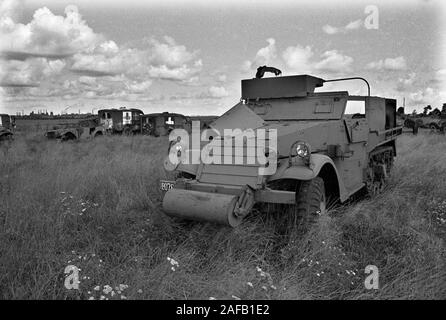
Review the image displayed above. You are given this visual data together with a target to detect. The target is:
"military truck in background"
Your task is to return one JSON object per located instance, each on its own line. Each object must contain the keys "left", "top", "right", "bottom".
{"left": 403, "top": 116, "right": 442, "bottom": 131}
{"left": 141, "top": 112, "right": 192, "bottom": 136}
{"left": 45, "top": 117, "right": 105, "bottom": 141}
{"left": 0, "top": 114, "right": 14, "bottom": 141}
{"left": 161, "top": 69, "right": 402, "bottom": 231}
{"left": 98, "top": 108, "right": 143, "bottom": 135}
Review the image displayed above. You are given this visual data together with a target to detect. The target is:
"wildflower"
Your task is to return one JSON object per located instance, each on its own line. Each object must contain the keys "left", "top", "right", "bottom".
{"left": 118, "top": 284, "right": 129, "bottom": 291}
{"left": 100, "top": 295, "right": 106, "bottom": 300}
{"left": 103, "top": 285, "right": 113, "bottom": 295}
{"left": 94, "top": 286, "right": 100, "bottom": 291}
{"left": 270, "top": 285, "right": 277, "bottom": 290}
{"left": 246, "top": 282, "right": 253, "bottom": 288}
{"left": 167, "top": 257, "right": 179, "bottom": 267}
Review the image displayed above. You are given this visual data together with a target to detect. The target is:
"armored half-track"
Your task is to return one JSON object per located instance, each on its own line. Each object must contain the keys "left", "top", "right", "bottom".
{"left": 161, "top": 70, "right": 402, "bottom": 230}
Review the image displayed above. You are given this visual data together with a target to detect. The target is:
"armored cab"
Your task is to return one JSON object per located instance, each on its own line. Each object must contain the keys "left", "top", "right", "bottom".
{"left": 0, "top": 114, "right": 14, "bottom": 141}
{"left": 98, "top": 108, "right": 143, "bottom": 134}
{"left": 141, "top": 112, "right": 192, "bottom": 136}
{"left": 161, "top": 71, "right": 402, "bottom": 230}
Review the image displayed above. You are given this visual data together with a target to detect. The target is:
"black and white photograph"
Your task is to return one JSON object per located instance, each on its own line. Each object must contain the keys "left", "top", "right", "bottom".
{"left": 0, "top": 0, "right": 445, "bottom": 306}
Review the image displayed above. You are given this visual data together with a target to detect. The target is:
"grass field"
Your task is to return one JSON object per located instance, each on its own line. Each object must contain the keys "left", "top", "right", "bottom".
{"left": 0, "top": 132, "right": 445, "bottom": 300}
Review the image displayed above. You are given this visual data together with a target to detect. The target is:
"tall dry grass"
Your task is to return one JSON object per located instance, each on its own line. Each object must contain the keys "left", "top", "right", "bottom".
{"left": 0, "top": 132, "right": 444, "bottom": 299}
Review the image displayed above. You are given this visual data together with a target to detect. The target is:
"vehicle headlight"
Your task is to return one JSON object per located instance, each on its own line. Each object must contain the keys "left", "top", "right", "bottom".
{"left": 289, "top": 141, "right": 311, "bottom": 165}
{"left": 296, "top": 143, "right": 310, "bottom": 158}
{"left": 175, "top": 144, "right": 182, "bottom": 157}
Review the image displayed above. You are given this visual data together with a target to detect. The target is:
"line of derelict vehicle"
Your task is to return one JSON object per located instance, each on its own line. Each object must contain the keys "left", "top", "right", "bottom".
{"left": 43, "top": 110, "right": 216, "bottom": 141}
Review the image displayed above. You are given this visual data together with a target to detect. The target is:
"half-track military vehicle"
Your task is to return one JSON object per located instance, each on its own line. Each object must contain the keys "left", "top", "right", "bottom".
{"left": 161, "top": 70, "right": 402, "bottom": 230}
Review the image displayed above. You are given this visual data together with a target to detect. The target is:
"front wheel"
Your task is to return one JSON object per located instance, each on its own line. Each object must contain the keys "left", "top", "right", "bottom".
{"left": 295, "top": 177, "right": 327, "bottom": 234}
{"left": 429, "top": 123, "right": 439, "bottom": 132}
{"left": 275, "top": 177, "right": 327, "bottom": 236}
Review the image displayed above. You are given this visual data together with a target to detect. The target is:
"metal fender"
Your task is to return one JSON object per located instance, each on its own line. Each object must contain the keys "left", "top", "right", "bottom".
{"left": 268, "top": 154, "right": 348, "bottom": 202}
{"left": 93, "top": 128, "right": 105, "bottom": 136}
{"left": 60, "top": 129, "right": 76, "bottom": 136}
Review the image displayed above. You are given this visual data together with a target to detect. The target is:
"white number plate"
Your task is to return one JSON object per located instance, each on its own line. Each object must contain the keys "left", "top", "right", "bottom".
{"left": 160, "top": 180, "right": 175, "bottom": 191}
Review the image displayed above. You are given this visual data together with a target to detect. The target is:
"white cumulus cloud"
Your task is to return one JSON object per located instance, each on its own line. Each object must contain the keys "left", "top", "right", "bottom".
{"left": 282, "top": 45, "right": 313, "bottom": 72}
{"left": 243, "top": 38, "right": 278, "bottom": 71}
{"left": 1, "top": 58, "right": 66, "bottom": 86}
{"left": 314, "top": 50, "right": 353, "bottom": 73}
{"left": 0, "top": 5, "right": 101, "bottom": 55}
{"left": 366, "top": 56, "right": 407, "bottom": 71}
{"left": 207, "top": 86, "right": 229, "bottom": 98}
{"left": 322, "top": 19, "right": 363, "bottom": 35}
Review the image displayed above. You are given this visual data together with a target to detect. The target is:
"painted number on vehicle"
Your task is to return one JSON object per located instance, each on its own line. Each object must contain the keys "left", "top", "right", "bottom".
{"left": 160, "top": 180, "right": 175, "bottom": 191}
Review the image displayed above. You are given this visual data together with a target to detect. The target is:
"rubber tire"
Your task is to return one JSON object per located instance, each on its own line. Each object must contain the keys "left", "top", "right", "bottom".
{"left": 61, "top": 133, "right": 76, "bottom": 141}
{"left": 295, "top": 177, "right": 326, "bottom": 234}
{"left": 430, "top": 124, "right": 438, "bottom": 131}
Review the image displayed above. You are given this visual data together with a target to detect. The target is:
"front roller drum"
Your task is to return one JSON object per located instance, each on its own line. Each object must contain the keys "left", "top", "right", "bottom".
{"left": 162, "top": 189, "right": 243, "bottom": 227}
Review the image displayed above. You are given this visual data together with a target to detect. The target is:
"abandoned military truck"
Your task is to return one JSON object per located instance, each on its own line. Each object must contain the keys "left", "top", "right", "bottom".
{"left": 161, "top": 71, "right": 402, "bottom": 230}
{"left": 0, "top": 114, "right": 14, "bottom": 141}
{"left": 98, "top": 108, "right": 143, "bottom": 135}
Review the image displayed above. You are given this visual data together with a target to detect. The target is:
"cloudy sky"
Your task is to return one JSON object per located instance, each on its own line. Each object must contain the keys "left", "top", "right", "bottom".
{"left": 0, "top": 0, "right": 445, "bottom": 115}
